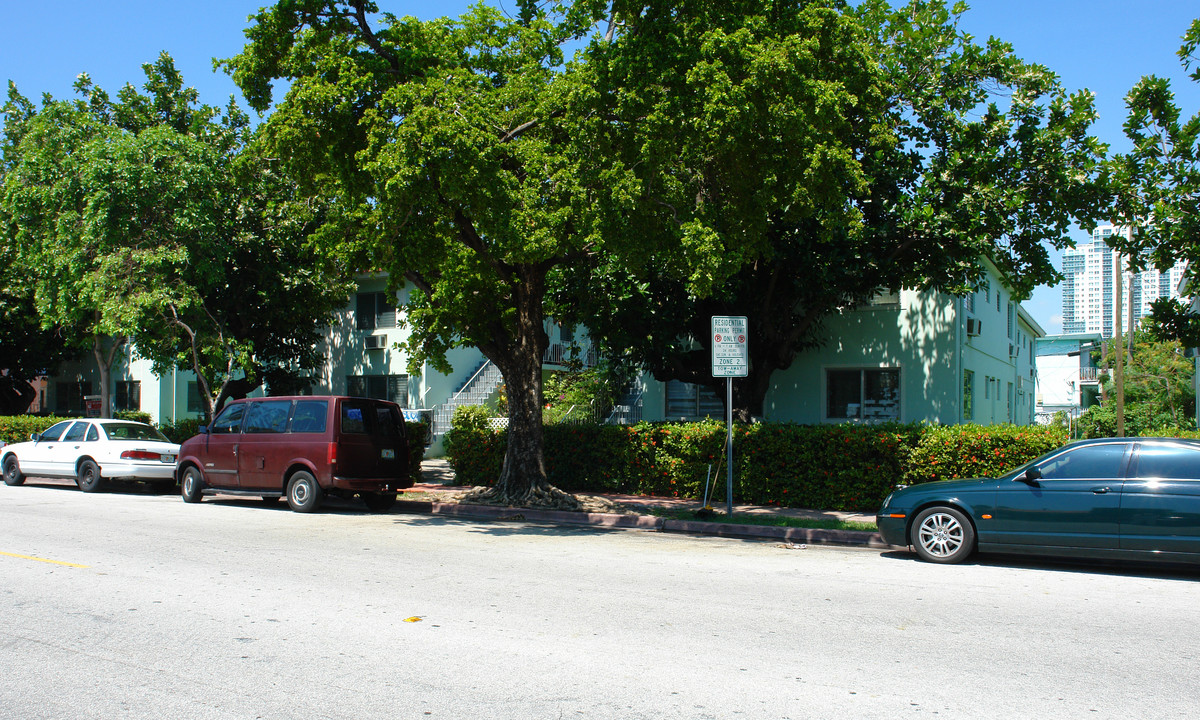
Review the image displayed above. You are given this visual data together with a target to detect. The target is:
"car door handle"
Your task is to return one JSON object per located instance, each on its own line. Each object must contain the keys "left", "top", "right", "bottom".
{"left": 1091, "top": 486, "right": 1111, "bottom": 494}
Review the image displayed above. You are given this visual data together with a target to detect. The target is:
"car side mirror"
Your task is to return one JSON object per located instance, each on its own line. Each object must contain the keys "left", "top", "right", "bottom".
{"left": 198, "top": 425, "right": 209, "bottom": 434}
{"left": 30, "top": 433, "right": 41, "bottom": 442}
{"left": 1017, "top": 467, "right": 1042, "bottom": 486}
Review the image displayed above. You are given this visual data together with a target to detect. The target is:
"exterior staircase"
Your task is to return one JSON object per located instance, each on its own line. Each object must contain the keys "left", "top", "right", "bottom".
{"left": 605, "top": 381, "right": 644, "bottom": 425}
{"left": 432, "top": 360, "right": 503, "bottom": 438}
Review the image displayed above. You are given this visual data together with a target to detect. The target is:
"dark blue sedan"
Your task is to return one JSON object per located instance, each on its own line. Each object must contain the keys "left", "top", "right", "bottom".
{"left": 876, "top": 438, "right": 1200, "bottom": 564}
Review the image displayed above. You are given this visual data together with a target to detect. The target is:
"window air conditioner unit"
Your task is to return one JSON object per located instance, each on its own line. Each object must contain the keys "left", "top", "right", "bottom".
{"left": 364, "top": 334, "right": 385, "bottom": 350}
{"left": 966, "top": 318, "right": 981, "bottom": 336}
{"left": 1010, "top": 344, "right": 1018, "bottom": 358}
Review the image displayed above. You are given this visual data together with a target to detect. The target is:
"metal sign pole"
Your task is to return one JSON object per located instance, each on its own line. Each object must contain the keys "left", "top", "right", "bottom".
{"left": 711, "top": 315, "right": 747, "bottom": 519}
{"left": 726, "top": 376, "right": 733, "bottom": 518}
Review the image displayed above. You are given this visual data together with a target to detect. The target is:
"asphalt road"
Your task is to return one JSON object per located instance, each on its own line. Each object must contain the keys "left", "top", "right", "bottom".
{"left": 2, "top": 479, "right": 1198, "bottom": 719}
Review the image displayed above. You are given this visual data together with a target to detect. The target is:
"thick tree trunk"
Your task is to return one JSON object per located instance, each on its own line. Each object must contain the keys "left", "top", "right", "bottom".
{"left": 463, "top": 268, "right": 579, "bottom": 510}
{"left": 495, "top": 345, "right": 550, "bottom": 496}
{"left": 91, "top": 334, "right": 126, "bottom": 418}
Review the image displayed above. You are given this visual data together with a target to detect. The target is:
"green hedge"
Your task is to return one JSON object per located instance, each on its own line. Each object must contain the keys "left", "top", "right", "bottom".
{"left": 0, "top": 416, "right": 71, "bottom": 446}
{"left": 445, "top": 421, "right": 1071, "bottom": 512}
{"left": 905, "top": 424, "right": 1067, "bottom": 485}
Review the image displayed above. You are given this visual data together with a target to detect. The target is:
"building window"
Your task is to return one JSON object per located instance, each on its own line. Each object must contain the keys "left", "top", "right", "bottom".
{"left": 1007, "top": 303, "right": 1014, "bottom": 338}
{"left": 54, "top": 381, "right": 92, "bottom": 413}
{"left": 115, "top": 381, "right": 141, "bottom": 412}
{"left": 356, "top": 292, "right": 397, "bottom": 331}
{"left": 347, "top": 374, "right": 408, "bottom": 406}
{"left": 826, "top": 368, "right": 900, "bottom": 421}
{"left": 665, "top": 380, "right": 723, "bottom": 419}
{"left": 1007, "top": 382, "right": 1014, "bottom": 422}
{"left": 962, "top": 370, "right": 974, "bottom": 421}
{"left": 870, "top": 288, "right": 900, "bottom": 307}
{"left": 187, "top": 382, "right": 204, "bottom": 414}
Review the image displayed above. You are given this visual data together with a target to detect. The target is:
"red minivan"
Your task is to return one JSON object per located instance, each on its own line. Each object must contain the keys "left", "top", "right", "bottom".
{"left": 176, "top": 396, "right": 411, "bottom": 513}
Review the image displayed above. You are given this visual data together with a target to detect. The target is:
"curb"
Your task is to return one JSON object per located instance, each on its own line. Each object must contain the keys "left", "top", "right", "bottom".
{"left": 394, "top": 500, "right": 889, "bottom": 549}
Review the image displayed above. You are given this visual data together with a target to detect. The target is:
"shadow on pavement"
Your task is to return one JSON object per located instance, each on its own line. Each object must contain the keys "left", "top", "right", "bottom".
{"left": 877, "top": 547, "right": 1200, "bottom": 581}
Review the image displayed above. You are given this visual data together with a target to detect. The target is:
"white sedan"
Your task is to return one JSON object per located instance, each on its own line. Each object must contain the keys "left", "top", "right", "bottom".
{"left": 1, "top": 419, "right": 179, "bottom": 492}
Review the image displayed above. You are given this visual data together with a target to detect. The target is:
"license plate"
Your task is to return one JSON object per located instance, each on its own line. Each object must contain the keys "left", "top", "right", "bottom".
{"left": 381, "top": 449, "right": 395, "bottom": 459}
{"left": 161, "top": 455, "right": 176, "bottom": 463}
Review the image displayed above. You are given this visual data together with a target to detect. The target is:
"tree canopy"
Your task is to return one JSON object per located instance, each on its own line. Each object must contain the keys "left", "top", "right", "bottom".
{"left": 0, "top": 54, "right": 351, "bottom": 420}
{"left": 1108, "top": 18, "right": 1200, "bottom": 274}
{"left": 1106, "top": 18, "right": 1200, "bottom": 347}
{"left": 226, "top": 0, "right": 652, "bottom": 505}
{"left": 568, "top": 0, "right": 1109, "bottom": 419}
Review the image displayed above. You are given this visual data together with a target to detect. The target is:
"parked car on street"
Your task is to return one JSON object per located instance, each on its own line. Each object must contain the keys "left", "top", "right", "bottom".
{"left": 1, "top": 419, "right": 179, "bottom": 492}
{"left": 176, "top": 396, "right": 411, "bottom": 513}
{"left": 877, "top": 438, "right": 1200, "bottom": 565}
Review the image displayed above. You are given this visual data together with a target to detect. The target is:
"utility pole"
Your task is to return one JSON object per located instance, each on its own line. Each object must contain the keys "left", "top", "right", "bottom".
{"left": 1114, "top": 246, "right": 1125, "bottom": 436}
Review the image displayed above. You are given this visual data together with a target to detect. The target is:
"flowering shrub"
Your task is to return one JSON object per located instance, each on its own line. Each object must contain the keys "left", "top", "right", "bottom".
{"left": 444, "top": 419, "right": 1073, "bottom": 512}
{"left": 905, "top": 424, "right": 1066, "bottom": 484}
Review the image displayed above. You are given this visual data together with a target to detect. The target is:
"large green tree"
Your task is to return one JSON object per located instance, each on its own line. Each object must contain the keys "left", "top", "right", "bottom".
{"left": 226, "top": 0, "right": 652, "bottom": 506}
{"left": 568, "top": 0, "right": 1109, "bottom": 420}
{"left": 1, "top": 55, "right": 351, "bottom": 420}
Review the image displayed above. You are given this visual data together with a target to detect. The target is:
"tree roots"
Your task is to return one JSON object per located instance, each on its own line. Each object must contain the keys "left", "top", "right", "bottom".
{"left": 458, "top": 483, "right": 584, "bottom": 512}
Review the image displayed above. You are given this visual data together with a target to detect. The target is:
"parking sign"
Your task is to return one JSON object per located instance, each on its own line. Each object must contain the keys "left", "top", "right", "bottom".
{"left": 712, "top": 316, "right": 748, "bottom": 377}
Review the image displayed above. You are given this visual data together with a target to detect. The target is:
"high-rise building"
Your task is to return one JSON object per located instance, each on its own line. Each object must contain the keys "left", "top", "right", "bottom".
{"left": 1060, "top": 225, "right": 1187, "bottom": 338}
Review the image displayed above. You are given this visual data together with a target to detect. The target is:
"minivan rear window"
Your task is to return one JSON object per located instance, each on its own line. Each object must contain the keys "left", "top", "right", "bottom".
{"left": 342, "top": 404, "right": 368, "bottom": 434}
{"left": 374, "top": 406, "right": 402, "bottom": 438}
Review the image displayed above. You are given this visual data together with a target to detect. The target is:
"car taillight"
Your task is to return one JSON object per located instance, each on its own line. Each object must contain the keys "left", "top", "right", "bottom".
{"left": 121, "top": 450, "right": 162, "bottom": 461}
{"left": 328, "top": 442, "right": 337, "bottom": 466}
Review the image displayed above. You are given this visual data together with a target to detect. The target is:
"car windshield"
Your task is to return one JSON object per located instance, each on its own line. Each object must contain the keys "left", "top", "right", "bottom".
{"left": 102, "top": 423, "right": 170, "bottom": 442}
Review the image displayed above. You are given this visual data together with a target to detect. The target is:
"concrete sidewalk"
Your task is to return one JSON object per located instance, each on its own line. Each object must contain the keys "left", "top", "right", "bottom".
{"left": 404, "top": 460, "right": 890, "bottom": 549}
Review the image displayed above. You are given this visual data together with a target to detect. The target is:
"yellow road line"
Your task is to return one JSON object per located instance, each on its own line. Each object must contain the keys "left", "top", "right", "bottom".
{"left": 0, "top": 551, "right": 89, "bottom": 569}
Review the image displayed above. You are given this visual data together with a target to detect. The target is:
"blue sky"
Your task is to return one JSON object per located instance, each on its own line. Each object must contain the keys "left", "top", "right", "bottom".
{"left": 4, "top": 1, "right": 1199, "bottom": 334}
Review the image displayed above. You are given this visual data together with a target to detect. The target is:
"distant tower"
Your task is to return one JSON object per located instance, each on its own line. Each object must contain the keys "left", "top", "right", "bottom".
{"left": 1061, "top": 225, "right": 1187, "bottom": 338}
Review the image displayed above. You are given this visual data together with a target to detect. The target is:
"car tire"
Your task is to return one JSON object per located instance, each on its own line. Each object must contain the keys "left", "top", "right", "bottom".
{"left": 912, "top": 506, "right": 975, "bottom": 564}
{"left": 3, "top": 456, "right": 24, "bottom": 486}
{"left": 363, "top": 491, "right": 397, "bottom": 513}
{"left": 180, "top": 466, "right": 204, "bottom": 503}
{"left": 77, "top": 459, "right": 105, "bottom": 493}
{"left": 286, "top": 471, "right": 323, "bottom": 513}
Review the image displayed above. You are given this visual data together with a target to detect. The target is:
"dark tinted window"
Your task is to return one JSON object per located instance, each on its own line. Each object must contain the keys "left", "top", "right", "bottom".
{"left": 211, "top": 404, "right": 247, "bottom": 434}
{"left": 63, "top": 422, "right": 88, "bottom": 442}
{"left": 290, "top": 400, "right": 328, "bottom": 433}
{"left": 374, "top": 405, "right": 404, "bottom": 439}
{"left": 1038, "top": 444, "right": 1128, "bottom": 480}
{"left": 37, "top": 421, "right": 73, "bottom": 442}
{"left": 86, "top": 425, "right": 99, "bottom": 442}
{"left": 1136, "top": 445, "right": 1200, "bottom": 481}
{"left": 244, "top": 400, "right": 292, "bottom": 434}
